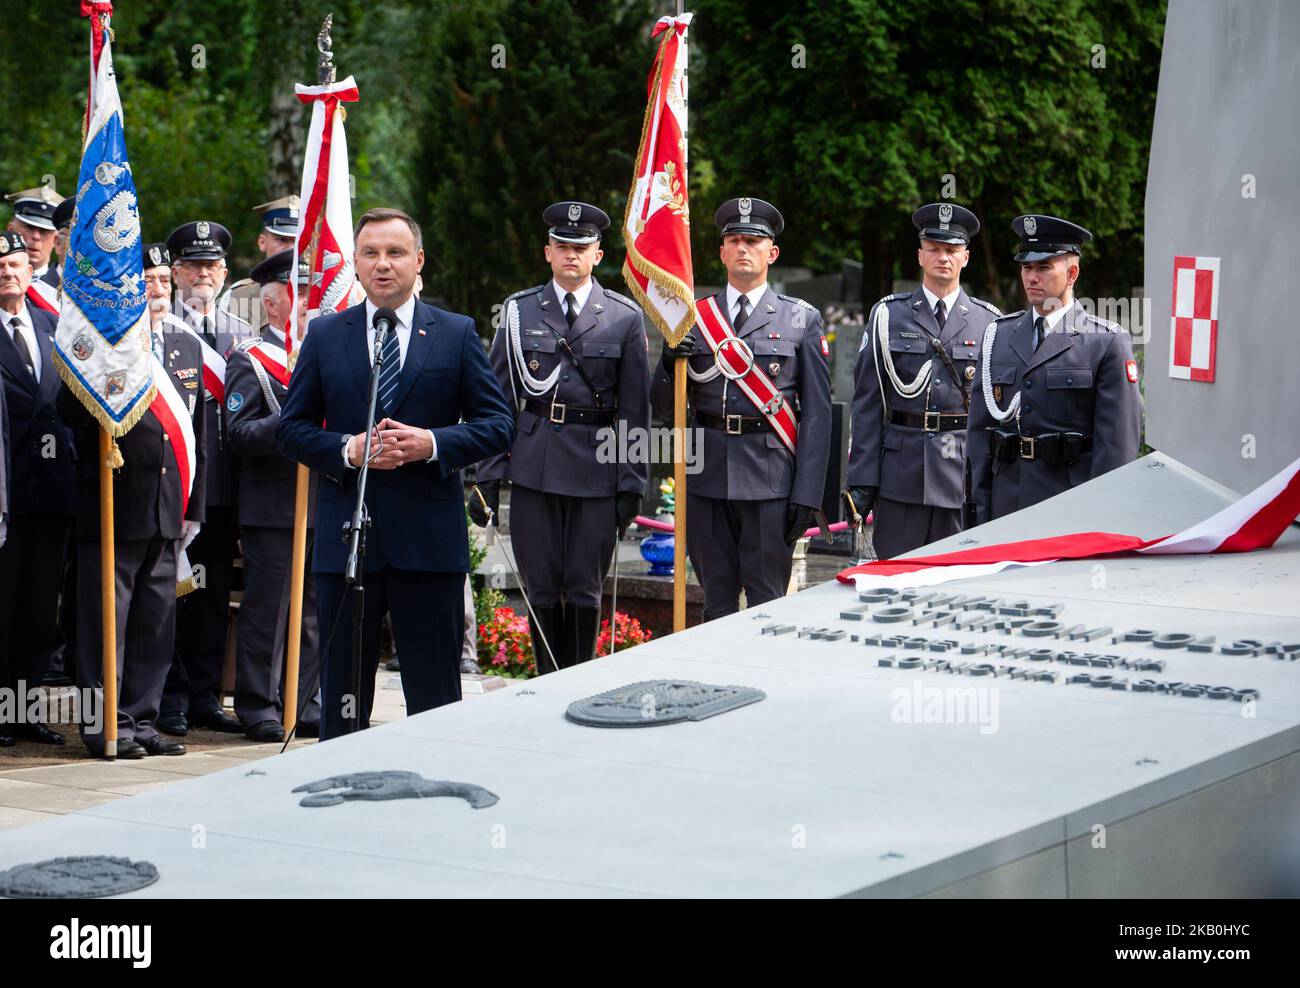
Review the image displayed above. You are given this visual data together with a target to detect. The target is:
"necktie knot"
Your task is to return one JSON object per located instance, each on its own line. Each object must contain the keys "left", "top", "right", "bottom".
{"left": 734, "top": 294, "right": 750, "bottom": 331}
{"left": 564, "top": 292, "right": 578, "bottom": 328}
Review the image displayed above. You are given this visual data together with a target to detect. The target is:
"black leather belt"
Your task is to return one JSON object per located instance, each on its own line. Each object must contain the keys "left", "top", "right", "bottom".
{"left": 891, "top": 409, "right": 967, "bottom": 432}
{"left": 695, "top": 411, "right": 768, "bottom": 435}
{"left": 524, "top": 399, "right": 617, "bottom": 425}
{"left": 990, "top": 430, "right": 1093, "bottom": 466}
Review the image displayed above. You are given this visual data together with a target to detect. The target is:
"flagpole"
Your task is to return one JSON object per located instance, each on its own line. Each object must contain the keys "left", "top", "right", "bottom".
{"left": 282, "top": 15, "right": 339, "bottom": 735}
{"left": 98, "top": 429, "right": 118, "bottom": 758}
{"left": 671, "top": 0, "right": 688, "bottom": 633}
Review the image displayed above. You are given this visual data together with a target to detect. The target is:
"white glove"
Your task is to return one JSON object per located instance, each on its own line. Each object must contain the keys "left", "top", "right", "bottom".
{"left": 180, "top": 520, "right": 201, "bottom": 551}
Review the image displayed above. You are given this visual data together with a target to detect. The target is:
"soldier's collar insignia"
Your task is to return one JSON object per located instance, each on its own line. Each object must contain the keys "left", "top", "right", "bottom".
{"left": 765, "top": 303, "right": 775, "bottom": 313}
{"left": 593, "top": 303, "right": 603, "bottom": 313}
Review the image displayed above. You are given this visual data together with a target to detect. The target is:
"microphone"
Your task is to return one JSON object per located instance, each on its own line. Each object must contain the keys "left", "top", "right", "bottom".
{"left": 372, "top": 306, "right": 398, "bottom": 349}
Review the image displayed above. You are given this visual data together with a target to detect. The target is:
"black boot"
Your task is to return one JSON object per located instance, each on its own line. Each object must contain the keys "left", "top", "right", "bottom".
{"left": 567, "top": 606, "right": 601, "bottom": 665}
{"left": 528, "top": 605, "right": 565, "bottom": 675}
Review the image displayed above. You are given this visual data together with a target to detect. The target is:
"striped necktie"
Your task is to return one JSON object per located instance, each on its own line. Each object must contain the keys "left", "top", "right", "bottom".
{"left": 378, "top": 322, "right": 402, "bottom": 414}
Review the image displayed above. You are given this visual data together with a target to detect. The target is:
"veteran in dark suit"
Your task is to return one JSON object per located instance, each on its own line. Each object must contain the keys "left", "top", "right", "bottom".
{"left": 0, "top": 231, "right": 77, "bottom": 746}
{"left": 472, "top": 202, "right": 650, "bottom": 671}
{"left": 845, "top": 203, "right": 1002, "bottom": 558}
{"left": 650, "top": 198, "right": 832, "bottom": 621}
{"left": 59, "top": 242, "right": 207, "bottom": 759}
{"left": 226, "top": 249, "right": 320, "bottom": 741}
{"left": 967, "top": 214, "right": 1142, "bottom": 523}
{"left": 277, "top": 207, "right": 515, "bottom": 741}
{"left": 160, "top": 220, "right": 251, "bottom": 735}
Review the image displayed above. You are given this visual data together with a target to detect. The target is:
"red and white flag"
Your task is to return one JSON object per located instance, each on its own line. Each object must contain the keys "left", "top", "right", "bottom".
{"left": 290, "top": 76, "right": 360, "bottom": 358}
{"left": 1169, "top": 255, "right": 1219, "bottom": 382}
{"left": 622, "top": 12, "right": 695, "bottom": 346}
{"left": 26, "top": 281, "right": 59, "bottom": 314}
{"left": 838, "top": 455, "right": 1300, "bottom": 590}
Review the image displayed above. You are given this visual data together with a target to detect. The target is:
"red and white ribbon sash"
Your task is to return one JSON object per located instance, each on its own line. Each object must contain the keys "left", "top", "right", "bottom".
{"left": 837, "top": 455, "right": 1300, "bottom": 588}
{"left": 246, "top": 338, "right": 290, "bottom": 387}
{"left": 695, "top": 294, "right": 798, "bottom": 454}
{"left": 146, "top": 354, "right": 197, "bottom": 523}
{"left": 26, "top": 282, "right": 59, "bottom": 314}
{"left": 165, "top": 316, "right": 226, "bottom": 402}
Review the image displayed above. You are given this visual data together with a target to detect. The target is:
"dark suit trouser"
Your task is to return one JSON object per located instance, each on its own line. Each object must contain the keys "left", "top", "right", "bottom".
{"left": 165, "top": 505, "right": 237, "bottom": 717}
{"left": 75, "top": 537, "right": 177, "bottom": 755}
{"left": 511, "top": 484, "right": 617, "bottom": 608}
{"left": 686, "top": 494, "right": 792, "bottom": 623}
{"left": 871, "top": 496, "right": 962, "bottom": 560}
{"left": 314, "top": 568, "right": 464, "bottom": 741}
{"left": 235, "top": 526, "right": 320, "bottom": 728}
{"left": 47, "top": 549, "right": 77, "bottom": 680}
{"left": 0, "top": 512, "right": 71, "bottom": 721}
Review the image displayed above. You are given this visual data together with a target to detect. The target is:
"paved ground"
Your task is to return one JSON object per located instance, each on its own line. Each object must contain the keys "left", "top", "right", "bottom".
{"left": 0, "top": 669, "right": 506, "bottom": 832}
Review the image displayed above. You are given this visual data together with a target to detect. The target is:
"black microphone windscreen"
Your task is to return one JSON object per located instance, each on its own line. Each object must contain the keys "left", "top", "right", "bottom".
{"left": 372, "top": 306, "right": 399, "bottom": 329}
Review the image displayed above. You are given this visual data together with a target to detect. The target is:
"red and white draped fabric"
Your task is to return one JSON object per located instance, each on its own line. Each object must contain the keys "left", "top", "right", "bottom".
{"left": 838, "top": 456, "right": 1300, "bottom": 589}
{"left": 290, "top": 76, "right": 360, "bottom": 358}
{"left": 694, "top": 295, "right": 799, "bottom": 453}
{"left": 163, "top": 315, "right": 226, "bottom": 402}
{"left": 146, "top": 351, "right": 199, "bottom": 595}
{"left": 622, "top": 12, "right": 696, "bottom": 346}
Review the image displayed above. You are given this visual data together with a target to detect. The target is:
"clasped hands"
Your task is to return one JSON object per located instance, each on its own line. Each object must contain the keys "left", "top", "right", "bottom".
{"left": 347, "top": 418, "right": 432, "bottom": 469}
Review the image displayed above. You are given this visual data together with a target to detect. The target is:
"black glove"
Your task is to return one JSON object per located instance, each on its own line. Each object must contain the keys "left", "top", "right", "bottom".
{"left": 842, "top": 486, "right": 877, "bottom": 524}
{"left": 784, "top": 503, "right": 816, "bottom": 546}
{"left": 616, "top": 492, "right": 642, "bottom": 536}
{"left": 468, "top": 480, "right": 500, "bottom": 527}
{"left": 661, "top": 333, "right": 697, "bottom": 369}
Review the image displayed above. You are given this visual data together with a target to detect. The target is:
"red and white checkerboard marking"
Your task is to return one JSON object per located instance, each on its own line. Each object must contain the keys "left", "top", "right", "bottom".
{"left": 1169, "top": 255, "right": 1219, "bottom": 382}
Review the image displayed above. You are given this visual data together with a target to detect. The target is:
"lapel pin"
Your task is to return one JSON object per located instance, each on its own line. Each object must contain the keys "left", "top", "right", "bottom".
{"left": 765, "top": 303, "right": 775, "bottom": 313}
{"left": 959, "top": 304, "right": 969, "bottom": 314}
{"left": 540, "top": 299, "right": 550, "bottom": 308}
{"left": 593, "top": 303, "right": 603, "bottom": 313}
{"left": 418, "top": 328, "right": 427, "bottom": 336}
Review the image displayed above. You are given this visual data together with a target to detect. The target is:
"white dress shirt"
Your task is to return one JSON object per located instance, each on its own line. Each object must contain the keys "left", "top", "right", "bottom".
{"left": 343, "top": 293, "right": 436, "bottom": 467}
{"left": 551, "top": 278, "right": 593, "bottom": 320}
{"left": 1032, "top": 297, "right": 1074, "bottom": 336}
{"left": 921, "top": 283, "right": 961, "bottom": 323}
{"left": 725, "top": 282, "right": 768, "bottom": 325}
{"left": 4, "top": 305, "right": 41, "bottom": 379}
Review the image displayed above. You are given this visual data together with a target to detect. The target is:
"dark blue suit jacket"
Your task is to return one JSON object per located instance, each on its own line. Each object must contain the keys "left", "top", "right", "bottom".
{"left": 0, "top": 302, "right": 77, "bottom": 518}
{"left": 276, "top": 298, "right": 515, "bottom": 575}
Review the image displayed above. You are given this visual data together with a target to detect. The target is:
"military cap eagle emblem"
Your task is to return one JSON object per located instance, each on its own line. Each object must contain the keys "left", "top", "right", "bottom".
{"left": 196, "top": 220, "right": 210, "bottom": 239}
{"left": 738, "top": 197, "right": 752, "bottom": 222}
{"left": 938, "top": 202, "right": 953, "bottom": 228}
{"left": 567, "top": 203, "right": 582, "bottom": 222}
{"left": 149, "top": 245, "right": 162, "bottom": 266}
{"left": 1024, "top": 215, "right": 1037, "bottom": 237}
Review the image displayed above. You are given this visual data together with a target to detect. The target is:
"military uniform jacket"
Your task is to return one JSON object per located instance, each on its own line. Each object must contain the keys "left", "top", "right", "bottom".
{"left": 967, "top": 301, "right": 1142, "bottom": 523}
{"left": 848, "top": 287, "right": 999, "bottom": 509}
{"left": 477, "top": 279, "right": 651, "bottom": 499}
{"left": 650, "top": 286, "right": 832, "bottom": 507}
{"left": 225, "top": 333, "right": 317, "bottom": 529}
{"left": 0, "top": 301, "right": 78, "bottom": 517}
{"left": 59, "top": 333, "right": 208, "bottom": 541}
{"left": 172, "top": 300, "right": 252, "bottom": 508}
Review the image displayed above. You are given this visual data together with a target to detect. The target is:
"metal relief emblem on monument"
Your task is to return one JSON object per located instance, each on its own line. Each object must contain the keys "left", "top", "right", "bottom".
{"left": 565, "top": 679, "right": 766, "bottom": 727}
{"left": 293, "top": 771, "right": 500, "bottom": 808}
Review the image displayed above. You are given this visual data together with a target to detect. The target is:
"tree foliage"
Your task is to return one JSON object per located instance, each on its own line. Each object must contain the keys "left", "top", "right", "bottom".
{"left": 0, "top": 0, "right": 1164, "bottom": 320}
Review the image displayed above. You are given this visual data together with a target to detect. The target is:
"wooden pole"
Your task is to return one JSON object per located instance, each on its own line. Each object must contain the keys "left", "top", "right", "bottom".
{"left": 282, "top": 464, "right": 309, "bottom": 733}
{"left": 98, "top": 428, "right": 117, "bottom": 759}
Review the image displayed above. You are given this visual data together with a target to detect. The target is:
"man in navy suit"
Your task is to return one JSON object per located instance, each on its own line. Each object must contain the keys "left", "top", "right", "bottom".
{"left": 277, "top": 208, "right": 514, "bottom": 741}
{"left": 0, "top": 231, "right": 77, "bottom": 746}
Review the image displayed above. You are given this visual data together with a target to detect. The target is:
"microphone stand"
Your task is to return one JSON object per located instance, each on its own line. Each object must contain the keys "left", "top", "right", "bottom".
{"left": 342, "top": 319, "right": 391, "bottom": 734}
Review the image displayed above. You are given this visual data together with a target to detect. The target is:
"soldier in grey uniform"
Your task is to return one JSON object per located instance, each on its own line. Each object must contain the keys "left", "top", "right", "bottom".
{"left": 651, "top": 197, "right": 832, "bottom": 621}
{"left": 218, "top": 194, "right": 301, "bottom": 329}
{"left": 844, "top": 203, "right": 1002, "bottom": 558}
{"left": 159, "top": 220, "right": 252, "bottom": 735}
{"left": 471, "top": 202, "right": 650, "bottom": 672}
{"left": 226, "top": 249, "right": 320, "bottom": 740}
{"left": 967, "top": 214, "right": 1142, "bottom": 522}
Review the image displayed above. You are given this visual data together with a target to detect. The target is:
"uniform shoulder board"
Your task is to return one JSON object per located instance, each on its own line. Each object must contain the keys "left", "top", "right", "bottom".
{"left": 1081, "top": 311, "right": 1124, "bottom": 333}
{"left": 869, "top": 291, "right": 910, "bottom": 309}
{"left": 504, "top": 285, "right": 545, "bottom": 303}
{"left": 233, "top": 337, "right": 263, "bottom": 353}
{"left": 778, "top": 293, "right": 819, "bottom": 312}
{"left": 970, "top": 297, "right": 1002, "bottom": 316}
{"left": 603, "top": 289, "right": 641, "bottom": 314}
{"left": 994, "top": 309, "right": 1025, "bottom": 323}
